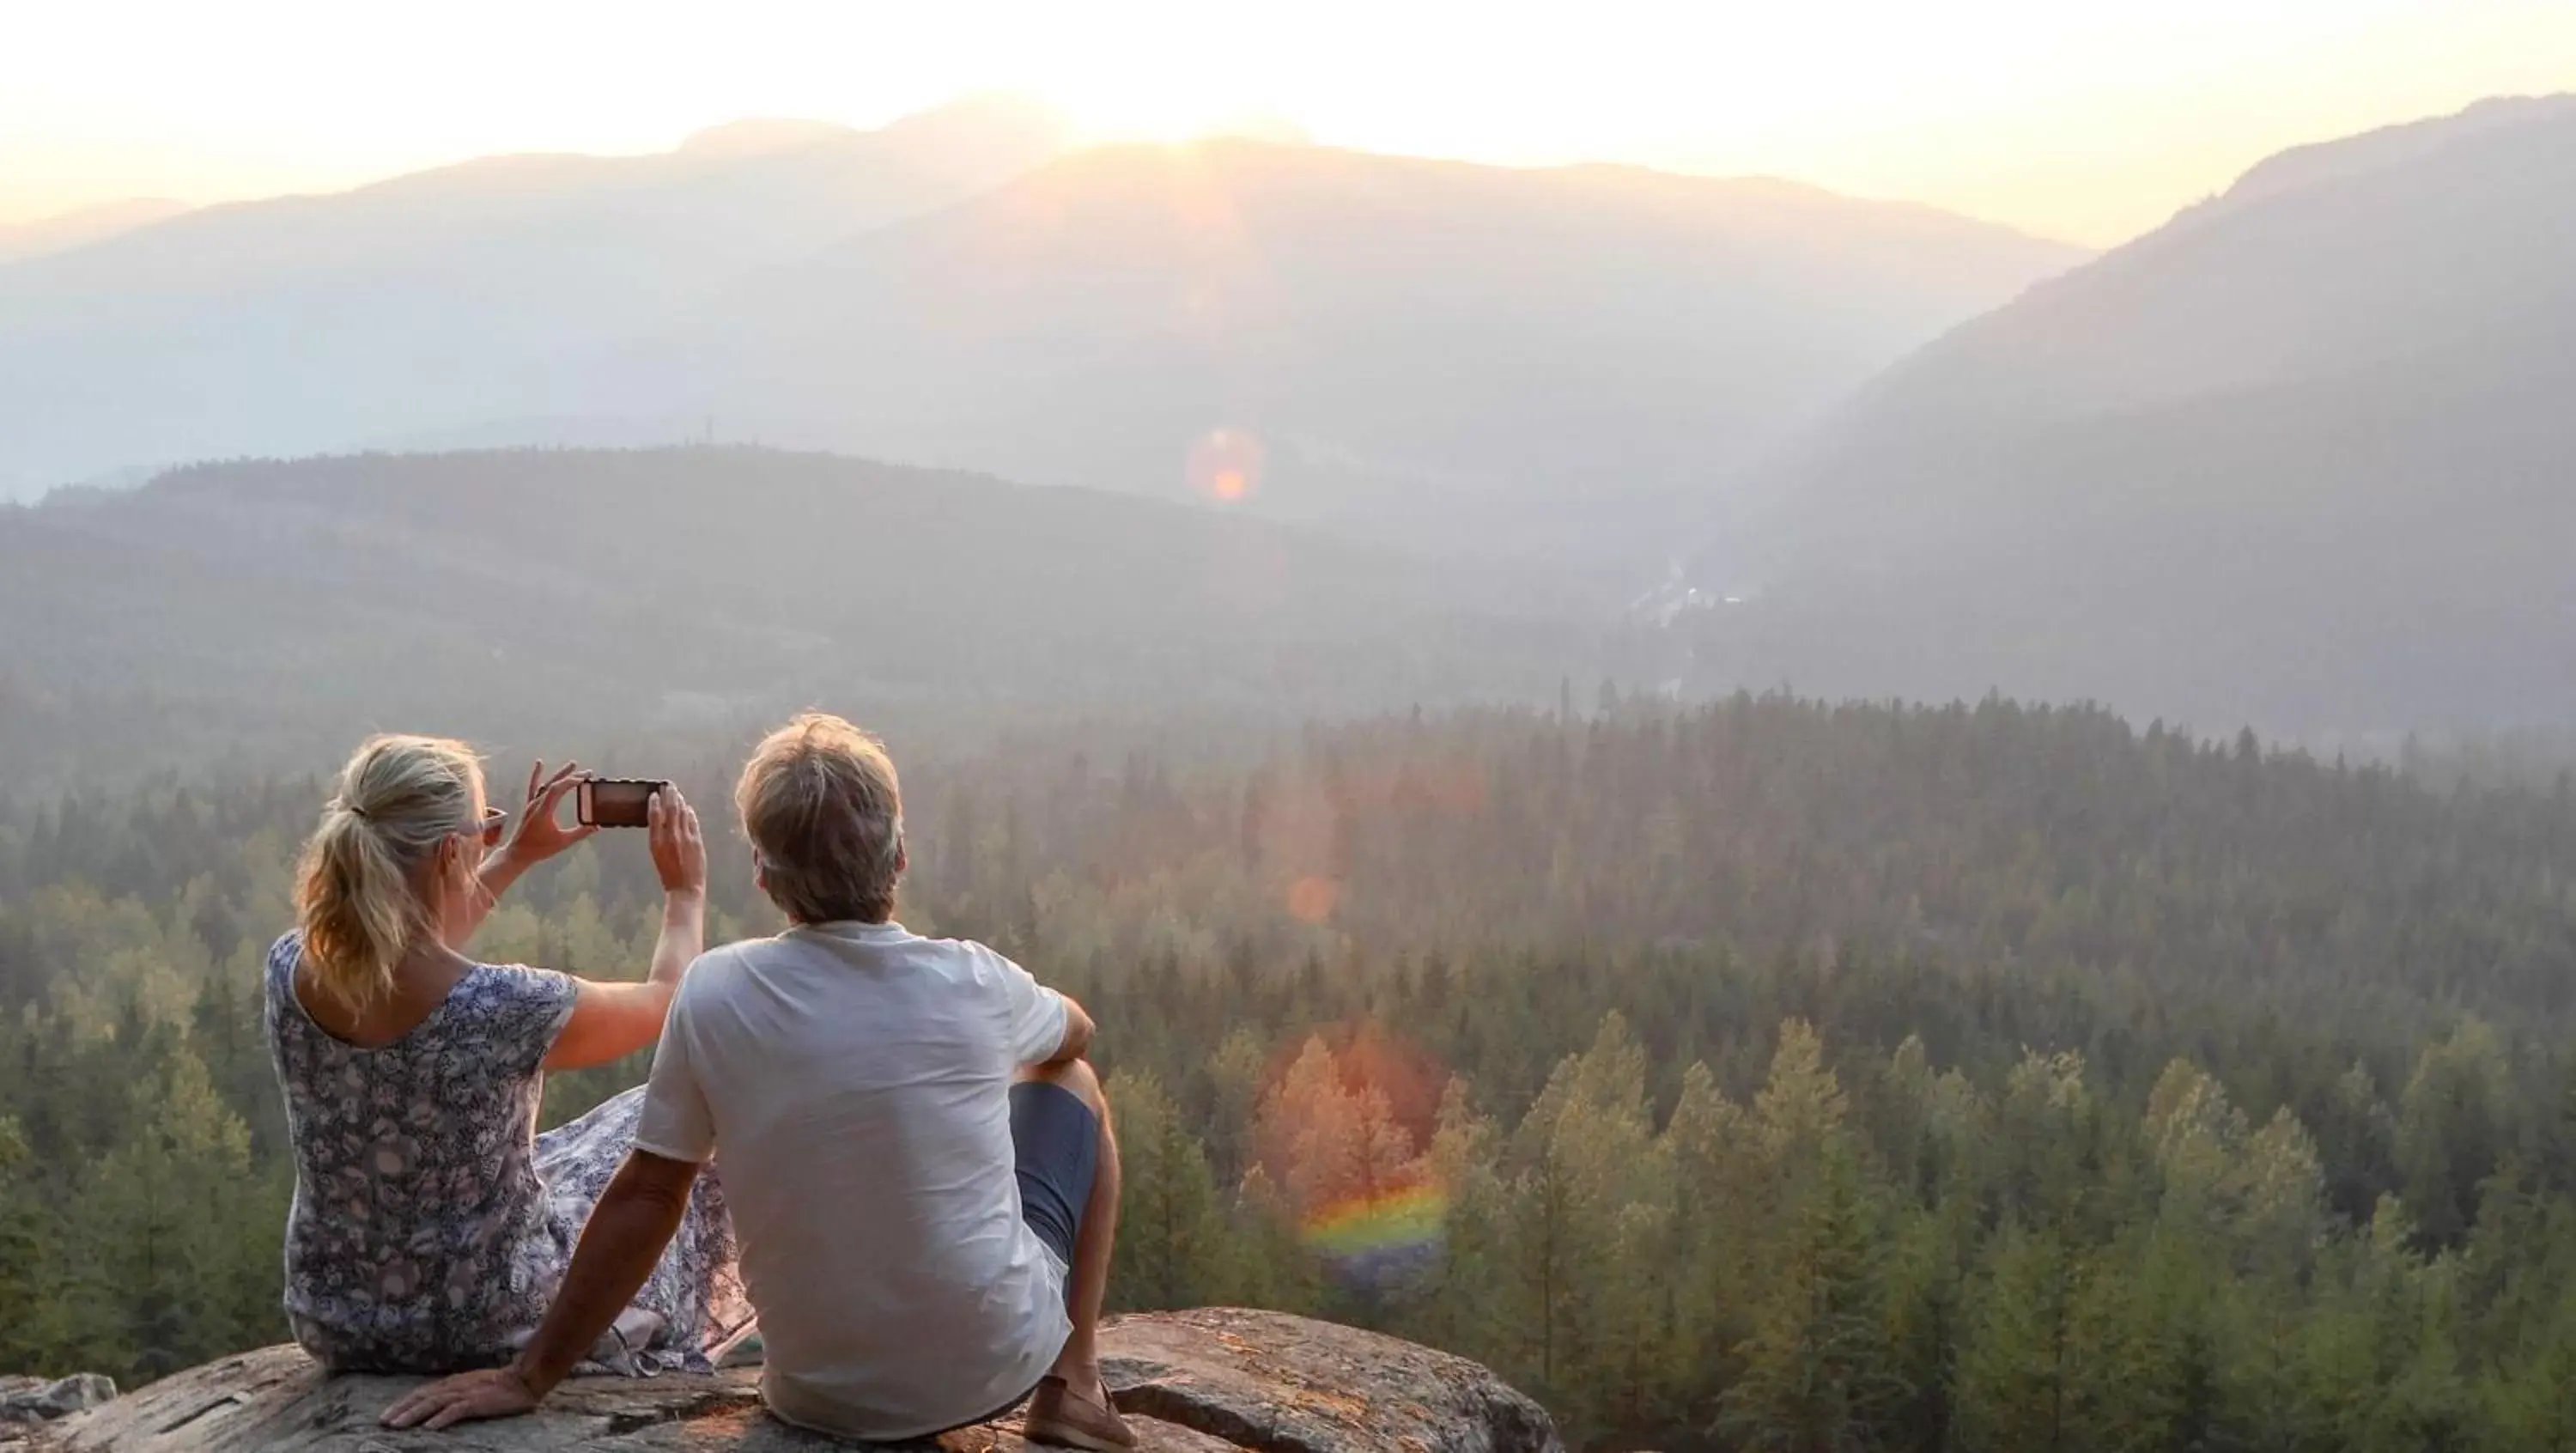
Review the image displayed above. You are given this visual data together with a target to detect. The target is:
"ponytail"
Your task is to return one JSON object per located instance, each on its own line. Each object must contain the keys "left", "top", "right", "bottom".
{"left": 294, "top": 734, "right": 483, "bottom": 1010}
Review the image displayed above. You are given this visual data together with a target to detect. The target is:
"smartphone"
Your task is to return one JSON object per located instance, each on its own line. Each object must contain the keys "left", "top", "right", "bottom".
{"left": 576, "top": 778, "right": 665, "bottom": 830}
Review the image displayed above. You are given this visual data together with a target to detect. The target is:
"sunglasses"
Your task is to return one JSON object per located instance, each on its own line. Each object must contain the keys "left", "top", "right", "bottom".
{"left": 475, "top": 806, "right": 508, "bottom": 847}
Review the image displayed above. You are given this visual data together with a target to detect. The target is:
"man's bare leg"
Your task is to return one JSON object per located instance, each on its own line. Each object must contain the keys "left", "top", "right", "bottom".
{"left": 1021, "top": 1058, "right": 1121, "bottom": 1402}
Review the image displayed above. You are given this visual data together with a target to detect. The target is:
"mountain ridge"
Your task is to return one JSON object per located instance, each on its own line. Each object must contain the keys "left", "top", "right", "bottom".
{"left": 564, "top": 135, "right": 2085, "bottom": 567}
{"left": 0, "top": 98, "right": 1079, "bottom": 502}
{"left": 0, "top": 112, "right": 2083, "bottom": 537}
{"left": 2208, "top": 91, "right": 2576, "bottom": 221}
{"left": 0, "top": 198, "right": 192, "bottom": 264}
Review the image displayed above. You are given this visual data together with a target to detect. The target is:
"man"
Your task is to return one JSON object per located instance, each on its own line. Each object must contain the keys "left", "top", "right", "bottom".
{"left": 385, "top": 714, "right": 1133, "bottom": 1450}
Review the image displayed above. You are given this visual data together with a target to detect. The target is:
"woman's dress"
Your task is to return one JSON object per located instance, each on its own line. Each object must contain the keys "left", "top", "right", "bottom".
{"left": 264, "top": 932, "right": 750, "bottom": 1374}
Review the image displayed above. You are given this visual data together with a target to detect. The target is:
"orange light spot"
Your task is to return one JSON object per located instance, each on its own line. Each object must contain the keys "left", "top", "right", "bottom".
{"left": 1186, "top": 427, "right": 1264, "bottom": 504}
{"left": 1287, "top": 875, "right": 1340, "bottom": 923}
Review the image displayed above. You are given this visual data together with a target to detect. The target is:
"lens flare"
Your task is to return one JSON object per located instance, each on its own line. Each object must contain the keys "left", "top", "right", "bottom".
{"left": 1301, "top": 1182, "right": 1449, "bottom": 1290}
{"left": 1286, "top": 874, "right": 1340, "bottom": 923}
{"left": 1186, "top": 428, "right": 1264, "bottom": 504}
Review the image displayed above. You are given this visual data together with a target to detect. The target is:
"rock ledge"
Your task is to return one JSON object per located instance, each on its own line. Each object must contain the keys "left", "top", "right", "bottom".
{"left": 31, "top": 1309, "right": 1563, "bottom": 1453}
{"left": 1, "top": 1377, "right": 118, "bottom": 1432}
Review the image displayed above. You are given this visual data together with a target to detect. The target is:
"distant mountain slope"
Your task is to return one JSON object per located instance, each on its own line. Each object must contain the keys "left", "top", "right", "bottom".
{"left": 0, "top": 198, "right": 191, "bottom": 264}
{"left": 0, "top": 97, "right": 1073, "bottom": 499}
{"left": 2209, "top": 94, "right": 2576, "bottom": 221}
{"left": 583, "top": 140, "right": 2082, "bottom": 566}
{"left": 0, "top": 447, "right": 1620, "bottom": 778}
{"left": 1688, "top": 95, "right": 2576, "bottom": 734}
{"left": 0, "top": 126, "right": 2082, "bottom": 563}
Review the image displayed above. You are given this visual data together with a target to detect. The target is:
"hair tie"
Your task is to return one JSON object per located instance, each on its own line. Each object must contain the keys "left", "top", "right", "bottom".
{"left": 339, "top": 799, "right": 372, "bottom": 823}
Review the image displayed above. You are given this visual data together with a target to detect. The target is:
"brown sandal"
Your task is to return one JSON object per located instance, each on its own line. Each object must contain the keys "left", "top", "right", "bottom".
{"left": 1023, "top": 1374, "right": 1137, "bottom": 1450}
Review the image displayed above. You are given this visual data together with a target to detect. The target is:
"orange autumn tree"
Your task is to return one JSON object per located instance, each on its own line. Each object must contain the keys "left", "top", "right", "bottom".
{"left": 1246, "top": 1029, "right": 1444, "bottom": 1296}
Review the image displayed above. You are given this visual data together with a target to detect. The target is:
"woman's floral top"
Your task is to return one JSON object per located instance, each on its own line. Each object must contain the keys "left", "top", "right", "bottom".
{"left": 264, "top": 932, "right": 749, "bottom": 1375}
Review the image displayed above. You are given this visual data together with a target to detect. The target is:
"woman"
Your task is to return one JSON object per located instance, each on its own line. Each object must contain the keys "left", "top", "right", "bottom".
{"left": 264, "top": 733, "right": 749, "bottom": 1376}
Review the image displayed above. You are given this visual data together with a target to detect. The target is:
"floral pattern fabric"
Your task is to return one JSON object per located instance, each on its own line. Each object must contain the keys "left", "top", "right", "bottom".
{"left": 264, "top": 932, "right": 750, "bottom": 1375}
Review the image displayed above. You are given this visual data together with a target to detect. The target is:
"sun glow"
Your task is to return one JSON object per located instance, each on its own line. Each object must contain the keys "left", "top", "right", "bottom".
{"left": 1056, "top": 88, "right": 1256, "bottom": 146}
{"left": 1034, "top": 61, "right": 1311, "bottom": 149}
{"left": 4, "top": 1, "right": 2574, "bottom": 242}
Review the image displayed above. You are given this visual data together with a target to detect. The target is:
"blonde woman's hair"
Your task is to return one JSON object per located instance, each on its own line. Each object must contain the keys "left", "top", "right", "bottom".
{"left": 737, "top": 713, "right": 904, "bottom": 924}
{"left": 295, "top": 734, "right": 483, "bottom": 1010}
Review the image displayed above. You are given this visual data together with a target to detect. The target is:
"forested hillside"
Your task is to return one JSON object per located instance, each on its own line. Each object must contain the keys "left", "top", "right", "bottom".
{"left": 7, "top": 695, "right": 2576, "bottom": 1450}
{"left": 0, "top": 447, "right": 1628, "bottom": 786}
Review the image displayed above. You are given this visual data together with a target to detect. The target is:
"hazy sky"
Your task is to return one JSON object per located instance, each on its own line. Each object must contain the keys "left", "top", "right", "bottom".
{"left": 7, "top": 0, "right": 2573, "bottom": 245}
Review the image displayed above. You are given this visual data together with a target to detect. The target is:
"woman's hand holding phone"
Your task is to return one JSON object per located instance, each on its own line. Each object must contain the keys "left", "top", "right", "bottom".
{"left": 647, "top": 785, "right": 707, "bottom": 898}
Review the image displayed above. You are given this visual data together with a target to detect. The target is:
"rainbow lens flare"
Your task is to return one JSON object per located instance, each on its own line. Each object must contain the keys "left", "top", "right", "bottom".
{"left": 1300, "top": 1182, "right": 1449, "bottom": 1292}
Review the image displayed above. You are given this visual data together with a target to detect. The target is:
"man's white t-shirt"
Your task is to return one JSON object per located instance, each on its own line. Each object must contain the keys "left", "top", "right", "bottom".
{"left": 633, "top": 921, "right": 1073, "bottom": 1442}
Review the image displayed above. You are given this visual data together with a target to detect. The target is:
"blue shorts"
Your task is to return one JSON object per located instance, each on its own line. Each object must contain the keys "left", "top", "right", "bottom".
{"left": 1010, "top": 1080, "right": 1098, "bottom": 1269}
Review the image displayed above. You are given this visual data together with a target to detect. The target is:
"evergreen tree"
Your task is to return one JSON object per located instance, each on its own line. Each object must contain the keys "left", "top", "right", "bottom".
{"left": 1503, "top": 1014, "right": 1668, "bottom": 1441}
{"left": 1405, "top": 1078, "right": 1507, "bottom": 1359}
{"left": 1663, "top": 1059, "right": 1759, "bottom": 1425}
{"left": 2396, "top": 1022, "right": 2510, "bottom": 1249}
{"left": 1955, "top": 1225, "right": 2082, "bottom": 1453}
{"left": 1721, "top": 1143, "right": 1904, "bottom": 1453}
{"left": 2481, "top": 1294, "right": 2576, "bottom": 1453}
{"left": 0, "top": 1116, "right": 50, "bottom": 1371}
{"left": 1106, "top": 1070, "right": 1229, "bottom": 1310}
{"left": 70, "top": 1049, "right": 279, "bottom": 1381}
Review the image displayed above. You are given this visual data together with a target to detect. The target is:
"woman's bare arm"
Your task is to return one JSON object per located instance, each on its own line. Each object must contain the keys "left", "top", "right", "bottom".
{"left": 544, "top": 786, "right": 707, "bottom": 1071}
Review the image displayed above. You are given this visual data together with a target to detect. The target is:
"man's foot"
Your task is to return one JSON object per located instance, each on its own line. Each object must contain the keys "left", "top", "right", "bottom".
{"left": 714, "top": 1330, "right": 763, "bottom": 1369}
{"left": 711, "top": 1315, "right": 763, "bottom": 1369}
{"left": 1024, "top": 1374, "right": 1136, "bottom": 1451}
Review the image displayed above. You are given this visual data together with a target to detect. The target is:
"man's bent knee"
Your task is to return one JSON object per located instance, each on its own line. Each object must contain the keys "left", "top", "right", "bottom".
{"left": 1019, "top": 1057, "right": 1107, "bottom": 1120}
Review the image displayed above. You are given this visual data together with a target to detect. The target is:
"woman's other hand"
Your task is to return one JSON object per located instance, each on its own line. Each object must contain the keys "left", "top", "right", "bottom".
{"left": 648, "top": 784, "right": 707, "bottom": 897}
{"left": 503, "top": 759, "right": 599, "bottom": 867}
{"left": 470, "top": 759, "right": 594, "bottom": 925}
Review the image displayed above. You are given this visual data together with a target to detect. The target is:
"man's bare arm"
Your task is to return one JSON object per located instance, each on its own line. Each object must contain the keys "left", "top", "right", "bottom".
{"left": 381, "top": 1150, "right": 702, "bottom": 1431}
{"left": 512, "top": 1149, "right": 702, "bottom": 1393}
{"left": 1046, "top": 995, "right": 1096, "bottom": 1065}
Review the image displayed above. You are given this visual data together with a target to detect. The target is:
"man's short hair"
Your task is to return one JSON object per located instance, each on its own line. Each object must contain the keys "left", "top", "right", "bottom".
{"left": 736, "top": 713, "right": 903, "bottom": 924}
